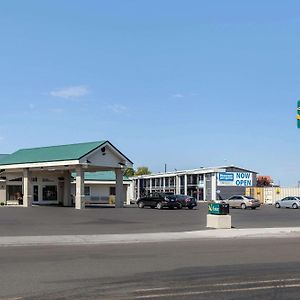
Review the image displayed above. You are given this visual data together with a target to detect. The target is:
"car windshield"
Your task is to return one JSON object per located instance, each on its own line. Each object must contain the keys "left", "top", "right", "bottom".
{"left": 296, "top": 197, "right": 300, "bottom": 200}
{"left": 166, "top": 195, "right": 176, "bottom": 200}
{"left": 244, "top": 196, "right": 255, "bottom": 200}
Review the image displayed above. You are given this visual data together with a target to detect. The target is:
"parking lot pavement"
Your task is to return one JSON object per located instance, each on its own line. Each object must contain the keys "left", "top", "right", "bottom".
{"left": 0, "top": 203, "right": 300, "bottom": 237}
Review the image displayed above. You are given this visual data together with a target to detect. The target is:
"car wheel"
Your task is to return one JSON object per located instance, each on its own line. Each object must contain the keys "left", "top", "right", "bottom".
{"left": 241, "top": 203, "right": 247, "bottom": 209}
{"left": 188, "top": 206, "right": 194, "bottom": 210}
{"left": 275, "top": 203, "right": 280, "bottom": 208}
{"left": 138, "top": 201, "right": 145, "bottom": 208}
{"left": 157, "top": 202, "right": 163, "bottom": 210}
{"left": 177, "top": 204, "right": 182, "bottom": 209}
{"left": 292, "top": 203, "right": 298, "bottom": 209}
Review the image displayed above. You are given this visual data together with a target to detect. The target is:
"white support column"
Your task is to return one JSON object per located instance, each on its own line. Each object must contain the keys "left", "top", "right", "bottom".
{"left": 176, "top": 176, "right": 180, "bottom": 194}
{"left": 137, "top": 179, "right": 141, "bottom": 199}
{"left": 75, "top": 166, "right": 85, "bottom": 209}
{"left": 115, "top": 168, "right": 124, "bottom": 208}
{"left": 203, "top": 174, "right": 207, "bottom": 201}
{"left": 149, "top": 178, "right": 152, "bottom": 194}
{"left": 184, "top": 174, "right": 188, "bottom": 195}
{"left": 196, "top": 174, "right": 200, "bottom": 201}
{"left": 211, "top": 173, "right": 217, "bottom": 201}
{"left": 163, "top": 177, "right": 166, "bottom": 192}
{"left": 23, "top": 169, "right": 32, "bottom": 207}
{"left": 63, "top": 170, "right": 72, "bottom": 206}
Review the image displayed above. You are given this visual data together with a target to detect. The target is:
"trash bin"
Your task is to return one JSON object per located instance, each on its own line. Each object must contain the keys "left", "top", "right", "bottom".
{"left": 208, "top": 203, "right": 229, "bottom": 215}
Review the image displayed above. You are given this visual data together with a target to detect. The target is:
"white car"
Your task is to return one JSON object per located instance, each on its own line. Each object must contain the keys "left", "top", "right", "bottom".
{"left": 220, "top": 195, "right": 261, "bottom": 209}
{"left": 275, "top": 197, "right": 300, "bottom": 209}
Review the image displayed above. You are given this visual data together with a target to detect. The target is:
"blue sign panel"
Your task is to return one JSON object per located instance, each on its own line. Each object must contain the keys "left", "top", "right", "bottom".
{"left": 218, "top": 173, "right": 234, "bottom": 182}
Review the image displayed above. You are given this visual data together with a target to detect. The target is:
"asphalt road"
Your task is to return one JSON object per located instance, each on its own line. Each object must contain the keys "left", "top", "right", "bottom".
{"left": 1, "top": 238, "right": 300, "bottom": 299}
{"left": 0, "top": 203, "right": 300, "bottom": 236}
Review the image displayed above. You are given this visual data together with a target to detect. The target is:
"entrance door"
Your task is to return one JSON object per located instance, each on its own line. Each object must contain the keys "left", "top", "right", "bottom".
{"left": 33, "top": 185, "right": 39, "bottom": 203}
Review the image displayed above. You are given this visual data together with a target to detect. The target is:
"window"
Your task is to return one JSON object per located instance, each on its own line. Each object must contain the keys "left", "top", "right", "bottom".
{"left": 9, "top": 177, "right": 22, "bottom": 182}
{"left": 84, "top": 186, "right": 90, "bottom": 196}
{"left": 42, "top": 178, "right": 54, "bottom": 182}
{"left": 165, "top": 177, "right": 169, "bottom": 187}
{"left": 7, "top": 185, "right": 22, "bottom": 201}
{"left": 42, "top": 185, "right": 57, "bottom": 201}
{"left": 110, "top": 187, "right": 116, "bottom": 195}
{"left": 170, "top": 177, "right": 175, "bottom": 186}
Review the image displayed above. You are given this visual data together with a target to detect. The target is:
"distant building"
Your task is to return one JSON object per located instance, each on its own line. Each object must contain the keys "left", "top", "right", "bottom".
{"left": 132, "top": 166, "right": 258, "bottom": 201}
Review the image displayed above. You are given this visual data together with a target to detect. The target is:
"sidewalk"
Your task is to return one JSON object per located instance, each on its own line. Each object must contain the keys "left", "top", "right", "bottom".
{"left": 1, "top": 227, "right": 300, "bottom": 247}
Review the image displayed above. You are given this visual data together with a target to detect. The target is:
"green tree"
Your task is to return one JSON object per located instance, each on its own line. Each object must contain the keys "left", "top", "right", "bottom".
{"left": 124, "top": 167, "right": 135, "bottom": 177}
{"left": 135, "top": 166, "right": 151, "bottom": 176}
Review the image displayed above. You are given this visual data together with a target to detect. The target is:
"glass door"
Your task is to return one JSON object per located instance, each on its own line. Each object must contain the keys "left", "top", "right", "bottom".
{"left": 33, "top": 185, "right": 39, "bottom": 203}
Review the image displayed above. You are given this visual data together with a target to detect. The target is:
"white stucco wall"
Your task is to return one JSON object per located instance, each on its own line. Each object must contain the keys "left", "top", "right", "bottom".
{"left": 71, "top": 182, "right": 130, "bottom": 204}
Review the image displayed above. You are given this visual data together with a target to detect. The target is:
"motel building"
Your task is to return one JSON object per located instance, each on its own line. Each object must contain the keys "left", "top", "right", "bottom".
{"left": 133, "top": 166, "right": 258, "bottom": 201}
{"left": 0, "top": 141, "right": 133, "bottom": 209}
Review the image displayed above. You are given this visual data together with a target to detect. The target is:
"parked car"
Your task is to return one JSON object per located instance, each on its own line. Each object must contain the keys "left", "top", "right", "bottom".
{"left": 136, "top": 193, "right": 181, "bottom": 209}
{"left": 173, "top": 194, "right": 197, "bottom": 209}
{"left": 222, "top": 195, "right": 261, "bottom": 209}
{"left": 275, "top": 196, "right": 300, "bottom": 209}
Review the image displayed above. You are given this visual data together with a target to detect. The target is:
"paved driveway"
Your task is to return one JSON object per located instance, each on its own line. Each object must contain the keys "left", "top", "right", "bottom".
{"left": 0, "top": 203, "right": 299, "bottom": 236}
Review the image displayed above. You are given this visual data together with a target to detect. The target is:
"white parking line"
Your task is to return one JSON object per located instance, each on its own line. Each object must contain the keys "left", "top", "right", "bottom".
{"left": 135, "top": 277, "right": 300, "bottom": 293}
{"left": 134, "top": 284, "right": 300, "bottom": 299}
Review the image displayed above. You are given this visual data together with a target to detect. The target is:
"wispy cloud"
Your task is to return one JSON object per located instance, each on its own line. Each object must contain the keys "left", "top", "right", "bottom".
{"left": 50, "top": 85, "right": 89, "bottom": 99}
{"left": 106, "top": 104, "right": 128, "bottom": 114}
{"left": 172, "top": 93, "right": 185, "bottom": 98}
{"left": 49, "top": 108, "right": 64, "bottom": 114}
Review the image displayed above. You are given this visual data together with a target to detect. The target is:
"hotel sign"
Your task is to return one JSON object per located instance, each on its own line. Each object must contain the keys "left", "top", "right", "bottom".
{"left": 218, "top": 172, "right": 253, "bottom": 187}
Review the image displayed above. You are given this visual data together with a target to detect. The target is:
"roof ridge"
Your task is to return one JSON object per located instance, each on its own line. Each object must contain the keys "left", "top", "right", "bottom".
{"left": 18, "top": 140, "right": 107, "bottom": 151}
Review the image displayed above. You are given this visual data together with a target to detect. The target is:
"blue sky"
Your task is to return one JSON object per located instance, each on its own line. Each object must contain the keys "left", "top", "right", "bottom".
{"left": 0, "top": 0, "right": 299, "bottom": 186}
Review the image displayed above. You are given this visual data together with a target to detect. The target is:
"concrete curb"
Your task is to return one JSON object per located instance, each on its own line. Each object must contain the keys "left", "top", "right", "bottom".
{"left": 1, "top": 227, "right": 300, "bottom": 247}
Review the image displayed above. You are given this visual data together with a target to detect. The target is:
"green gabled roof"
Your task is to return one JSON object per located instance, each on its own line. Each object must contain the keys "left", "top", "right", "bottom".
{"left": 0, "top": 141, "right": 107, "bottom": 165}
{"left": 72, "top": 171, "right": 131, "bottom": 182}
{"left": 0, "top": 154, "right": 9, "bottom": 162}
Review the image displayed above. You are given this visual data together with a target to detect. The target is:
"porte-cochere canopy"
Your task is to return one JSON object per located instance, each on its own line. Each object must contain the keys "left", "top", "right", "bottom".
{"left": 0, "top": 141, "right": 133, "bottom": 209}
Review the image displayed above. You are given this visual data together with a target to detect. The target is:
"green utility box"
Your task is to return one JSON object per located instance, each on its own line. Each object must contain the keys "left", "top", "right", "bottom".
{"left": 208, "top": 203, "right": 230, "bottom": 215}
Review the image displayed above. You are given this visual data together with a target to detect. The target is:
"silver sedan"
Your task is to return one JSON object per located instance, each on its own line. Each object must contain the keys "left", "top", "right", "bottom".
{"left": 275, "top": 196, "right": 300, "bottom": 209}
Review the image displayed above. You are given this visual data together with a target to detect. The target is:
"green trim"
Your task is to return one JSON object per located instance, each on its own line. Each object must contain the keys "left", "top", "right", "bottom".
{"left": 72, "top": 171, "right": 131, "bottom": 182}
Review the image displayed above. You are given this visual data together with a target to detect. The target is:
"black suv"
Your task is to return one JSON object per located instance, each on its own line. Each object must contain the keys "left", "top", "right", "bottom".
{"left": 137, "top": 193, "right": 181, "bottom": 209}
{"left": 174, "top": 195, "right": 197, "bottom": 209}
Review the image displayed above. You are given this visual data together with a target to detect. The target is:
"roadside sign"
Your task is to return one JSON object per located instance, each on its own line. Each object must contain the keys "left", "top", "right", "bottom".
{"left": 208, "top": 203, "right": 229, "bottom": 215}
{"left": 298, "top": 101, "right": 300, "bottom": 129}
